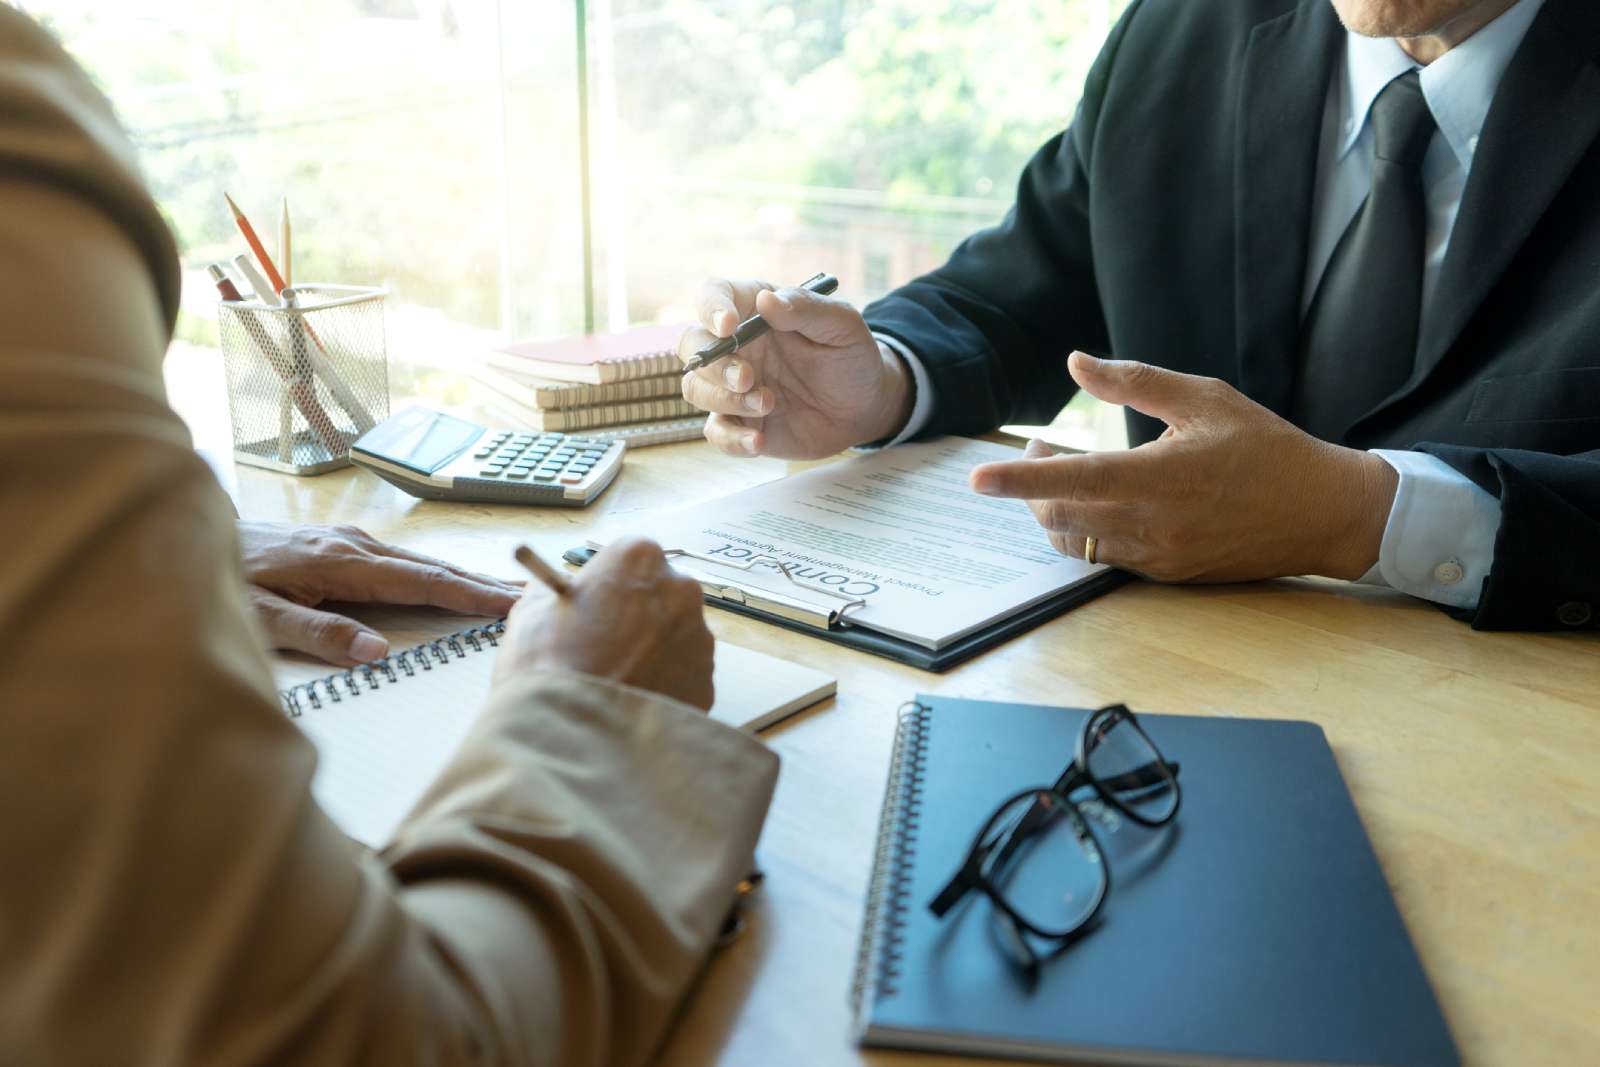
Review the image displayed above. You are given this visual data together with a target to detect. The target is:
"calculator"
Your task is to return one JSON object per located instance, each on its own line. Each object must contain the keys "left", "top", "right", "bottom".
{"left": 349, "top": 407, "right": 624, "bottom": 506}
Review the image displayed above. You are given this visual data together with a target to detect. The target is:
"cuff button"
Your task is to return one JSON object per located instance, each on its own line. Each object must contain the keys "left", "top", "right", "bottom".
{"left": 1556, "top": 601, "right": 1593, "bottom": 627}
{"left": 1432, "top": 560, "right": 1464, "bottom": 586}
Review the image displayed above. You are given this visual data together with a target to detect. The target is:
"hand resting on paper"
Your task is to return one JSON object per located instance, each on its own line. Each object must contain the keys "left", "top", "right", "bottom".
{"left": 969, "top": 353, "right": 1399, "bottom": 583}
{"left": 238, "top": 521, "right": 521, "bottom": 667}
{"left": 495, "top": 536, "right": 716, "bottom": 710}
{"left": 678, "top": 276, "right": 915, "bottom": 458}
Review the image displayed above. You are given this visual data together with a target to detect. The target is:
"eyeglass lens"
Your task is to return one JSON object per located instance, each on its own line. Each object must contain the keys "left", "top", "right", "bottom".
{"left": 982, "top": 791, "right": 1106, "bottom": 935}
{"left": 1085, "top": 712, "right": 1178, "bottom": 822}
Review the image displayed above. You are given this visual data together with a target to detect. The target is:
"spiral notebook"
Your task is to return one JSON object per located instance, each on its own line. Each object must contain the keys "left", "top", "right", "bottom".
{"left": 274, "top": 610, "right": 833, "bottom": 848}
{"left": 852, "top": 696, "right": 1459, "bottom": 1067}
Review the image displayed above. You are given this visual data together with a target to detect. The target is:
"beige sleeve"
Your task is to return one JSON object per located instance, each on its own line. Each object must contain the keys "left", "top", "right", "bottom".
{"left": 0, "top": 11, "right": 779, "bottom": 1066}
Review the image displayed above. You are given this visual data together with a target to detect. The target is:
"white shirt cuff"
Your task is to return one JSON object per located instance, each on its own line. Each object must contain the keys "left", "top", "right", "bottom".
{"left": 1357, "top": 449, "right": 1501, "bottom": 611}
{"left": 870, "top": 332, "right": 936, "bottom": 448}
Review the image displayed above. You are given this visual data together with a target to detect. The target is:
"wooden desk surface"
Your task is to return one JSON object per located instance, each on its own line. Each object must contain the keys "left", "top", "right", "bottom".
{"left": 231, "top": 436, "right": 1600, "bottom": 1067}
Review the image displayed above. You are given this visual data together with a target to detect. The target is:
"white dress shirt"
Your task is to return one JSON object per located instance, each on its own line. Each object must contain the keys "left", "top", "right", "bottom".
{"left": 878, "top": 0, "right": 1546, "bottom": 611}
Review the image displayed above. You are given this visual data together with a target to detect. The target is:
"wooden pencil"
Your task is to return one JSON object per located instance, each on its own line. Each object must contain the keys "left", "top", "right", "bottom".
{"left": 279, "top": 196, "right": 292, "bottom": 288}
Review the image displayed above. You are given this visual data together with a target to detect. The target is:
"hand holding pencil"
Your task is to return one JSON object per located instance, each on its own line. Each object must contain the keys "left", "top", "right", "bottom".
{"left": 499, "top": 538, "right": 715, "bottom": 710}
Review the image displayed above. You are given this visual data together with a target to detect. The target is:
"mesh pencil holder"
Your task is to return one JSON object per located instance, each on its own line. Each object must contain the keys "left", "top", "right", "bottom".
{"left": 218, "top": 284, "right": 390, "bottom": 475}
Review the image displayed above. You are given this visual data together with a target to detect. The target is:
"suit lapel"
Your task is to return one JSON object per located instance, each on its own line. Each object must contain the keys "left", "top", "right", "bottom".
{"left": 1234, "top": 1, "right": 1343, "bottom": 415}
{"left": 1395, "top": 0, "right": 1600, "bottom": 403}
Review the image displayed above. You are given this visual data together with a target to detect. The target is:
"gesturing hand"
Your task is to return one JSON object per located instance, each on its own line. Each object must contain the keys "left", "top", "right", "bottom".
{"left": 969, "top": 353, "right": 1399, "bottom": 583}
{"left": 239, "top": 522, "right": 521, "bottom": 666}
{"left": 678, "top": 277, "right": 915, "bottom": 459}
{"left": 495, "top": 537, "right": 715, "bottom": 710}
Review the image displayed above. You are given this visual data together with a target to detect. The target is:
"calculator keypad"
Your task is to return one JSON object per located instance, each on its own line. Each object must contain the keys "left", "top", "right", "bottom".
{"left": 351, "top": 416, "right": 626, "bottom": 509}
{"left": 475, "top": 433, "right": 617, "bottom": 485}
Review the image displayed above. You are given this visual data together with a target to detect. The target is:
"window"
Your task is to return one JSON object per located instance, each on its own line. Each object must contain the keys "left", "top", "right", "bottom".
{"left": 23, "top": 0, "right": 1129, "bottom": 446}
{"left": 592, "top": 0, "right": 1128, "bottom": 324}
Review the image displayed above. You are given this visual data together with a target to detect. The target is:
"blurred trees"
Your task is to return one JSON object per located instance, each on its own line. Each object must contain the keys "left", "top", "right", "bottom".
{"left": 34, "top": 0, "right": 1125, "bottom": 338}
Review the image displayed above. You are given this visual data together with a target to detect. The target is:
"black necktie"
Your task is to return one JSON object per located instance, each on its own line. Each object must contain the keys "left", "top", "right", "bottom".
{"left": 1292, "top": 70, "right": 1436, "bottom": 442}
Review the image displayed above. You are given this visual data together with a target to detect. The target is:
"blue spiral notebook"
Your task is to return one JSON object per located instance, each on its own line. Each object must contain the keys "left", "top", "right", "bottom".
{"left": 851, "top": 697, "right": 1460, "bottom": 1066}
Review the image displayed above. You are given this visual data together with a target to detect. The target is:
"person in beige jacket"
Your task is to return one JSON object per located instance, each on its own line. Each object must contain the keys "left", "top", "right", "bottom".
{"left": 0, "top": 9, "right": 779, "bottom": 1065}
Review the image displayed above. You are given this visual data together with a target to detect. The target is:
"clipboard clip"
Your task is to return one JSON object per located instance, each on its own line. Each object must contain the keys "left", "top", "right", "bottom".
{"left": 664, "top": 549, "right": 868, "bottom": 631}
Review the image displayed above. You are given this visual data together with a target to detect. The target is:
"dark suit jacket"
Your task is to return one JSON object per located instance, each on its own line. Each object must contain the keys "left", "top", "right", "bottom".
{"left": 863, "top": 0, "right": 1600, "bottom": 632}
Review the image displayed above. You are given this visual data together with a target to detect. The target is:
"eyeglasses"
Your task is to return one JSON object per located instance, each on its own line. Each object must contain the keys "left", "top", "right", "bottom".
{"left": 928, "top": 704, "right": 1181, "bottom": 973}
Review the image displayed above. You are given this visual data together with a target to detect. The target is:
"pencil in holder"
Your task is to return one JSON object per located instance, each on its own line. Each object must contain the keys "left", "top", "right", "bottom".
{"left": 217, "top": 284, "right": 389, "bottom": 475}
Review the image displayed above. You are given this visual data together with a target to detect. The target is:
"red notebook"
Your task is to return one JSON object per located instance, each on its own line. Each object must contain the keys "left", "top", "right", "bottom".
{"left": 486, "top": 323, "right": 686, "bottom": 383}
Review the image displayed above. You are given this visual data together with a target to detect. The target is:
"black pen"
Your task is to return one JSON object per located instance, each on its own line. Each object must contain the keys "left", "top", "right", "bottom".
{"left": 683, "top": 272, "right": 838, "bottom": 372}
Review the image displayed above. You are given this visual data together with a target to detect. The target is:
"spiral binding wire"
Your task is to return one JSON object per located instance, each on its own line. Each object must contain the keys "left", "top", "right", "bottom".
{"left": 277, "top": 620, "right": 506, "bottom": 718}
{"left": 849, "top": 700, "right": 932, "bottom": 1024}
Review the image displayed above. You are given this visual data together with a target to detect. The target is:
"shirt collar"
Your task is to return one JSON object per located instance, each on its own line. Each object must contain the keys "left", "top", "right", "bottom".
{"left": 1336, "top": 0, "right": 1547, "bottom": 170}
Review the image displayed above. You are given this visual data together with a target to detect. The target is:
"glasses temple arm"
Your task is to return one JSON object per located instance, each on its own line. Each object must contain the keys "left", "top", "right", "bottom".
{"left": 1096, "top": 758, "right": 1180, "bottom": 795}
{"left": 930, "top": 794, "right": 1058, "bottom": 917}
{"left": 929, "top": 852, "right": 983, "bottom": 917}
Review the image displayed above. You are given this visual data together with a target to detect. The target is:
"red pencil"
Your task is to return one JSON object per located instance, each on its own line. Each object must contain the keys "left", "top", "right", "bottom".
{"left": 224, "top": 192, "right": 288, "bottom": 295}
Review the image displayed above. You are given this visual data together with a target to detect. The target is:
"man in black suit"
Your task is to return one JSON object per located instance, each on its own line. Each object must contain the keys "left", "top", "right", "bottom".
{"left": 679, "top": 0, "right": 1600, "bottom": 631}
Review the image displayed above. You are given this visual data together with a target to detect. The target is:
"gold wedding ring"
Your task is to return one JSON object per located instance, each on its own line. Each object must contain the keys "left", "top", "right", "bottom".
{"left": 1085, "top": 535, "right": 1099, "bottom": 565}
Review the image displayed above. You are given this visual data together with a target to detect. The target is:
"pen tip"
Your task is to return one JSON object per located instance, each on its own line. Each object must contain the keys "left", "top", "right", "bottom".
{"left": 224, "top": 191, "right": 241, "bottom": 215}
{"left": 513, "top": 544, "right": 535, "bottom": 567}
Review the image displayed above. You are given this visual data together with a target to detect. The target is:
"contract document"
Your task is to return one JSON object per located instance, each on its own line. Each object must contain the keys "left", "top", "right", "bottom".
{"left": 593, "top": 437, "right": 1113, "bottom": 652}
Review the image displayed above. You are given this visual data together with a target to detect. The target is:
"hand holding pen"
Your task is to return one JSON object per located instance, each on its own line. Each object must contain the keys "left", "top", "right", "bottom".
{"left": 681, "top": 272, "right": 838, "bottom": 371}
{"left": 677, "top": 274, "right": 917, "bottom": 460}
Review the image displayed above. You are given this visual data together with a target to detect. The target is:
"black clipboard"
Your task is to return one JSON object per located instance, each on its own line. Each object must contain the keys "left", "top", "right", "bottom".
{"left": 562, "top": 546, "right": 1133, "bottom": 672}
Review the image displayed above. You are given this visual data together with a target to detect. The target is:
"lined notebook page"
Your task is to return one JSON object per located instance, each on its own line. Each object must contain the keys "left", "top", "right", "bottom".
{"left": 273, "top": 608, "right": 833, "bottom": 847}
{"left": 287, "top": 639, "right": 495, "bottom": 846}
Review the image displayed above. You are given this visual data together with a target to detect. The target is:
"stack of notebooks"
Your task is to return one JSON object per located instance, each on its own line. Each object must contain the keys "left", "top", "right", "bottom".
{"left": 470, "top": 323, "right": 706, "bottom": 448}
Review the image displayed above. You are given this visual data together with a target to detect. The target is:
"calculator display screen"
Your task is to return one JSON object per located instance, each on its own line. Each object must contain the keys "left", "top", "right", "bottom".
{"left": 358, "top": 408, "right": 482, "bottom": 474}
